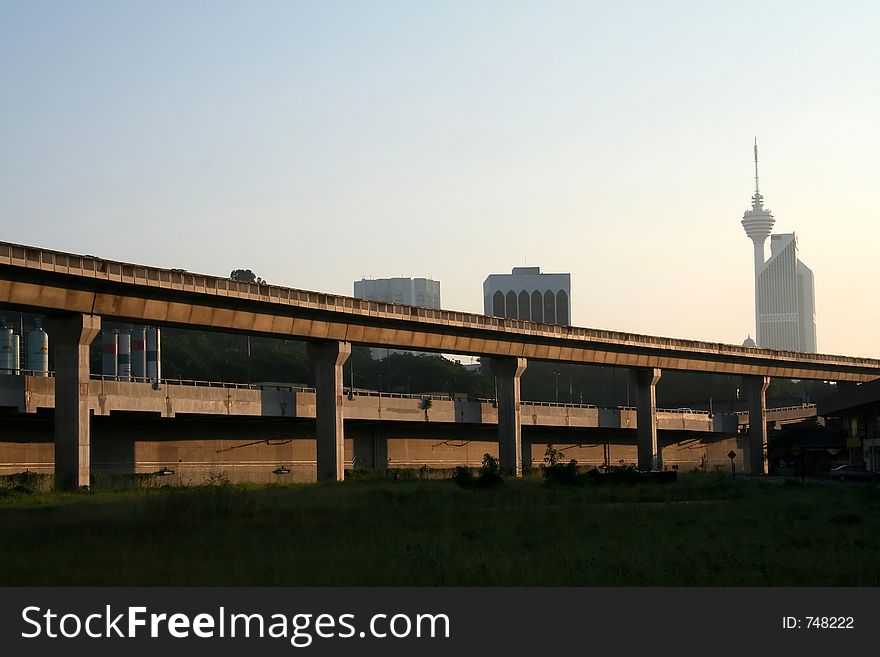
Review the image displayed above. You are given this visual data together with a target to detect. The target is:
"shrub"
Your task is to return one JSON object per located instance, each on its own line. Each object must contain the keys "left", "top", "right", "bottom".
{"left": 452, "top": 466, "right": 474, "bottom": 487}
{"left": 0, "top": 471, "right": 52, "bottom": 492}
{"left": 543, "top": 459, "right": 582, "bottom": 486}
{"left": 477, "top": 454, "right": 503, "bottom": 487}
{"left": 450, "top": 456, "right": 503, "bottom": 488}
{"left": 542, "top": 443, "right": 566, "bottom": 467}
{"left": 541, "top": 444, "right": 583, "bottom": 486}
{"left": 204, "top": 468, "right": 231, "bottom": 487}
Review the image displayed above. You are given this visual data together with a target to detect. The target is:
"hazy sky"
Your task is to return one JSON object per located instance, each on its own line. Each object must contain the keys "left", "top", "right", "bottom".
{"left": 2, "top": 1, "right": 878, "bottom": 357}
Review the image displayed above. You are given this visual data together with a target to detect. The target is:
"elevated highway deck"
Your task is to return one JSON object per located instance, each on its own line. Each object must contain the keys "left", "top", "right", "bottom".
{"left": 0, "top": 240, "right": 871, "bottom": 485}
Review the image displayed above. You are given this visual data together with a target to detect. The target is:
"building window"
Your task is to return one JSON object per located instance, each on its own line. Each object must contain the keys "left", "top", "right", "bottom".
{"left": 505, "top": 291, "right": 518, "bottom": 319}
{"left": 492, "top": 291, "right": 505, "bottom": 317}
{"left": 556, "top": 290, "right": 569, "bottom": 325}
{"left": 518, "top": 291, "right": 531, "bottom": 321}
{"left": 543, "top": 290, "right": 556, "bottom": 324}
{"left": 531, "top": 291, "right": 543, "bottom": 323}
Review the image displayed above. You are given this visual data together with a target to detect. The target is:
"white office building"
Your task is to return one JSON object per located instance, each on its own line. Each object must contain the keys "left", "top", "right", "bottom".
{"left": 354, "top": 277, "right": 441, "bottom": 309}
{"left": 483, "top": 267, "right": 571, "bottom": 325}
{"left": 741, "top": 142, "right": 817, "bottom": 352}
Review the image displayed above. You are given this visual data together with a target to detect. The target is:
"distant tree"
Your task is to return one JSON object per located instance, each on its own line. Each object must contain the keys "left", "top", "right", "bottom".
{"left": 229, "top": 269, "right": 266, "bottom": 284}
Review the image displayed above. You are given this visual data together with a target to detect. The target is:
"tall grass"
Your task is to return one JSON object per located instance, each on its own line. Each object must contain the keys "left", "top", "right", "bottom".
{"left": 1, "top": 474, "right": 879, "bottom": 586}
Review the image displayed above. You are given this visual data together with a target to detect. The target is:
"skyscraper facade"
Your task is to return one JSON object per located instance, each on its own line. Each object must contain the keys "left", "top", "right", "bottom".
{"left": 741, "top": 143, "right": 817, "bottom": 352}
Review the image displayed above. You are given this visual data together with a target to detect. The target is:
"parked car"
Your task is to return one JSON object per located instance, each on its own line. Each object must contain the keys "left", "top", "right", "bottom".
{"left": 829, "top": 465, "right": 877, "bottom": 482}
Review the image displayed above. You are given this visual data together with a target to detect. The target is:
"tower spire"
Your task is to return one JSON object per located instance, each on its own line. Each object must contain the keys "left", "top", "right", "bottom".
{"left": 750, "top": 138, "right": 765, "bottom": 210}
{"left": 742, "top": 138, "right": 775, "bottom": 345}
{"left": 754, "top": 137, "right": 760, "bottom": 196}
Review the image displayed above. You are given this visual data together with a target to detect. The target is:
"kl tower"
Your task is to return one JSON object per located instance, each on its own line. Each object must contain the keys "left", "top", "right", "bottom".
{"left": 741, "top": 139, "right": 774, "bottom": 344}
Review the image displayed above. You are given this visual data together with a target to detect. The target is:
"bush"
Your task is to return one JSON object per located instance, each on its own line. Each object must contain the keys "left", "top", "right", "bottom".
{"left": 450, "top": 455, "right": 508, "bottom": 488}
{"left": 585, "top": 465, "right": 678, "bottom": 486}
{"left": 90, "top": 473, "right": 159, "bottom": 490}
{"left": 543, "top": 459, "right": 583, "bottom": 486}
{"left": 477, "top": 454, "right": 503, "bottom": 487}
{"left": 542, "top": 443, "right": 566, "bottom": 467}
{"left": 541, "top": 444, "right": 584, "bottom": 486}
{"left": 452, "top": 466, "right": 474, "bottom": 487}
{"left": 0, "top": 471, "right": 52, "bottom": 493}
{"left": 204, "top": 468, "right": 231, "bottom": 487}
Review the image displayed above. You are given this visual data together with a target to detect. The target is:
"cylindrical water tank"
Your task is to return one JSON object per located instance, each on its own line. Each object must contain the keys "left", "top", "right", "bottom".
{"left": 131, "top": 326, "right": 146, "bottom": 380}
{"left": 27, "top": 325, "right": 49, "bottom": 376}
{"left": 102, "top": 329, "right": 118, "bottom": 378}
{"left": 146, "top": 327, "right": 161, "bottom": 382}
{"left": 1, "top": 327, "right": 13, "bottom": 374}
{"left": 117, "top": 331, "right": 131, "bottom": 381}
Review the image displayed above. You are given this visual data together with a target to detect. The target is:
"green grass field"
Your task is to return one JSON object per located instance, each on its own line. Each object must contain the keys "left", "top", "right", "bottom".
{"left": 1, "top": 473, "right": 879, "bottom": 586}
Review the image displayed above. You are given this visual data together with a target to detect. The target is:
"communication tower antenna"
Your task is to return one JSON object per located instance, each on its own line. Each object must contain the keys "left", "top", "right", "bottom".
{"left": 754, "top": 138, "right": 760, "bottom": 196}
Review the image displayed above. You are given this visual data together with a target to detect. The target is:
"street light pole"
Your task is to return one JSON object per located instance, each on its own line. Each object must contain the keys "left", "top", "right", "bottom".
{"left": 246, "top": 335, "right": 252, "bottom": 384}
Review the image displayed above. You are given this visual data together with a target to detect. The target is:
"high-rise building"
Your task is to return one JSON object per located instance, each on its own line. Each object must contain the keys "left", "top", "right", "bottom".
{"left": 741, "top": 142, "right": 817, "bottom": 352}
{"left": 483, "top": 267, "right": 571, "bottom": 325}
{"left": 354, "top": 277, "right": 441, "bottom": 308}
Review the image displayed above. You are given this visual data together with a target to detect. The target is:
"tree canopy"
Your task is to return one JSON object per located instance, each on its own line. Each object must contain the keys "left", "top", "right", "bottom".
{"left": 229, "top": 269, "right": 266, "bottom": 284}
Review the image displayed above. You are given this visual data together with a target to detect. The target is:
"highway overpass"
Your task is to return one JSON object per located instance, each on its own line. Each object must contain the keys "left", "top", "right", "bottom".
{"left": 1, "top": 241, "right": 876, "bottom": 487}
{"left": 0, "top": 373, "right": 818, "bottom": 483}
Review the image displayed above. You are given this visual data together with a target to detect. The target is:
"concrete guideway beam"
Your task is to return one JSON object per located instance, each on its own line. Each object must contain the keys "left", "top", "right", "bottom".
{"left": 630, "top": 367, "right": 662, "bottom": 471}
{"left": 744, "top": 375, "right": 770, "bottom": 475}
{"left": 48, "top": 313, "right": 101, "bottom": 490}
{"left": 307, "top": 340, "right": 351, "bottom": 482}
{"left": 488, "top": 356, "right": 528, "bottom": 476}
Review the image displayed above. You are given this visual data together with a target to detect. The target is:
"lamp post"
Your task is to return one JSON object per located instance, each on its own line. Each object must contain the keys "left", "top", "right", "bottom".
{"left": 246, "top": 335, "right": 252, "bottom": 384}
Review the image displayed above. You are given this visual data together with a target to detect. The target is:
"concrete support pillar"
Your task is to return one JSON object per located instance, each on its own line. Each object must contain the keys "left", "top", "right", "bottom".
{"left": 307, "top": 340, "right": 351, "bottom": 482}
{"left": 488, "top": 356, "right": 528, "bottom": 476}
{"left": 48, "top": 314, "right": 101, "bottom": 490}
{"left": 745, "top": 375, "right": 770, "bottom": 475}
{"left": 630, "top": 367, "right": 662, "bottom": 471}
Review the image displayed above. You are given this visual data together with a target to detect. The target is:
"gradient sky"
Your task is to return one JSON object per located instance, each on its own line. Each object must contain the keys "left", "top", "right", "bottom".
{"left": 2, "top": 1, "right": 878, "bottom": 357}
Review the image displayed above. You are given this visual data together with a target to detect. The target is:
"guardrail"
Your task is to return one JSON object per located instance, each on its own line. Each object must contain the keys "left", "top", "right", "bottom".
{"left": 0, "top": 371, "right": 825, "bottom": 418}
{"left": 0, "top": 368, "right": 53, "bottom": 377}
{"left": 657, "top": 408, "right": 712, "bottom": 415}
{"left": 348, "top": 389, "right": 454, "bottom": 401}
{"left": 734, "top": 403, "right": 817, "bottom": 416}
{"left": 521, "top": 400, "right": 599, "bottom": 409}
{"left": 89, "top": 374, "right": 263, "bottom": 389}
